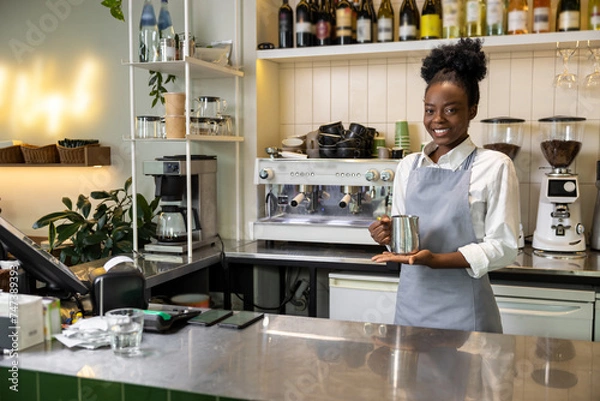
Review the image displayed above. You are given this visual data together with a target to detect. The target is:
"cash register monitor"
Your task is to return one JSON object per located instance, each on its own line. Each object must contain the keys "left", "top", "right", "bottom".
{"left": 0, "top": 216, "right": 89, "bottom": 295}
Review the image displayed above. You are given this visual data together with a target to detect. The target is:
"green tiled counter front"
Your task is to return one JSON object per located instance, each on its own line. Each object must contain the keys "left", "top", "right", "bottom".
{"left": 0, "top": 368, "right": 237, "bottom": 401}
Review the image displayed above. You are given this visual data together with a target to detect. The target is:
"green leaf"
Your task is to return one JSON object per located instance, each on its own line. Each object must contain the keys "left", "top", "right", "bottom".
{"left": 48, "top": 223, "right": 56, "bottom": 250}
{"left": 62, "top": 197, "right": 73, "bottom": 210}
{"left": 110, "top": 7, "right": 124, "bottom": 21}
{"left": 82, "top": 232, "right": 107, "bottom": 246}
{"left": 91, "top": 190, "right": 111, "bottom": 200}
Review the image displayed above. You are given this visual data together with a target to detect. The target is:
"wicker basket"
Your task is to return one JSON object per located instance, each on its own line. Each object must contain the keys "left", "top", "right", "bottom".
{"left": 57, "top": 143, "right": 100, "bottom": 164}
{"left": 0, "top": 145, "right": 24, "bottom": 164}
{"left": 21, "top": 144, "right": 59, "bottom": 164}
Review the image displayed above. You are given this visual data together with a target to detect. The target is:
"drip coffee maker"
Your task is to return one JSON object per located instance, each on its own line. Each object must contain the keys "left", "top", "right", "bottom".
{"left": 532, "top": 116, "right": 586, "bottom": 256}
{"left": 142, "top": 155, "right": 217, "bottom": 256}
{"left": 481, "top": 117, "right": 525, "bottom": 248}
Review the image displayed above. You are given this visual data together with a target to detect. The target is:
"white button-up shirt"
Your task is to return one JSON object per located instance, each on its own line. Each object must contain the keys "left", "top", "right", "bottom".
{"left": 392, "top": 137, "right": 520, "bottom": 278}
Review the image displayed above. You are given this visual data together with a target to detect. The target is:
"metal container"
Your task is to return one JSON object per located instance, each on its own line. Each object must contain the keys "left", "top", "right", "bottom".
{"left": 160, "top": 38, "right": 176, "bottom": 61}
{"left": 391, "top": 215, "right": 419, "bottom": 255}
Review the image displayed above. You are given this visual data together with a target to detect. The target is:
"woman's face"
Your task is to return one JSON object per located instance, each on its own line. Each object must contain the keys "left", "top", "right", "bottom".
{"left": 423, "top": 81, "right": 477, "bottom": 155}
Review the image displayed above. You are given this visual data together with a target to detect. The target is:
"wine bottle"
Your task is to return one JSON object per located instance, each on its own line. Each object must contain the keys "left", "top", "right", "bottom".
{"left": 367, "top": 0, "right": 378, "bottom": 43}
{"left": 336, "top": 0, "right": 354, "bottom": 44}
{"left": 296, "top": 0, "right": 313, "bottom": 47}
{"left": 556, "top": 0, "right": 580, "bottom": 31}
{"left": 532, "top": 0, "right": 551, "bottom": 32}
{"left": 590, "top": 0, "right": 600, "bottom": 30}
{"left": 442, "top": 0, "right": 464, "bottom": 38}
{"left": 421, "top": 0, "right": 442, "bottom": 39}
{"left": 399, "top": 0, "right": 420, "bottom": 40}
{"left": 507, "top": 0, "right": 528, "bottom": 34}
{"left": 316, "top": 0, "right": 332, "bottom": 45}
{"left": 486, "top": 0, "right": 507, "bottom": 35}
{"left": 377, "top": 0, "right": 395, "bottom": 42}
{"left": 357, "top": 0, "right": 373, "bottom": 43}
{"left": 330, "top": 0, "right": 338, "bottom": 43}
{"left": 465, "top": 0, "right": 486, "bottom": 36}
{"left": 310, "top": 0, "right": 319, "bottom": 45}
{"left": 279, "top": 0, "right": 294, "bottom": 48}
{"left": 139, "top": 0, "right": 159, "bottom": 62}
{"left": 352, "top": 1, "right": 360, "bottom": 43}
{"left": 158, "top": 0, "right": 175, "bottom": 39}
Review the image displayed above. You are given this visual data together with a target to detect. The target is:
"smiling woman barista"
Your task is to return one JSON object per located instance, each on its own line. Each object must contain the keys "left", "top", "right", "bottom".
{"left": 368, "top": 38, "right": 520, "bottom": 334}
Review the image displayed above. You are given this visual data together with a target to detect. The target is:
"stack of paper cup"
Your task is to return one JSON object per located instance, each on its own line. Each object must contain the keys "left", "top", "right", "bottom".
{"left": 163, "top": 92, "right": 186, "bottom": 139}
{"left": 395, "top": 121, "right": 410, "bottom": 154}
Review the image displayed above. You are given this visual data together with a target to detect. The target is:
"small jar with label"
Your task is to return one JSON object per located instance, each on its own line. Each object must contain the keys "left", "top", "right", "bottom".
{"left": 160, "top": 38, "right": 176, "bottom": 61}
{"left": 177, "top": 32, "right": 195, "bottom": 59}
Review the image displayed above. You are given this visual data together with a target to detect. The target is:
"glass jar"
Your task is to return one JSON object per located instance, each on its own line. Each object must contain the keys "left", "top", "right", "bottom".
{"left": 135, "top": 115, "right": 161, "bottom": 138}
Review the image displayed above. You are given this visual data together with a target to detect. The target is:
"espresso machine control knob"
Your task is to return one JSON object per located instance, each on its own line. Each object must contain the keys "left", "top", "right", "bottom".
{"left": 365, "top": 169, "right": 380, "bottom": 182}
{"left": 576, "top": 223, "right": 585, "bottom": 235}
{"left": 259, "top": 168, "right": 274, "bottom": 180}
{"left": 380, "top": 169, "right": 395, "bottom": 182}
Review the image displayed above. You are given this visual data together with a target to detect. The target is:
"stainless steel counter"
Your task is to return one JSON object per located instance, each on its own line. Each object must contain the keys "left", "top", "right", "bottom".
{"left": 225, "top": 240, "right": 600, "bottom": 276}
{"left": 70, "top": 240, "right": 227, "bottom": 289}
{"left": 2, "top": 314, "right": 599, "bottom": 400}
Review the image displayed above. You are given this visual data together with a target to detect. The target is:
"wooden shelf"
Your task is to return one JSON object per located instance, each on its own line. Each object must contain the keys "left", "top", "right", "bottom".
{"left": 125, "top": 57, "right": 244, "bottom": 79}
{"left": 1, "top": 146, "right": 111, "bottom": 167}
{"left": 126, "top": 136, "right": 244, "bottom": 143}
{"left": 257, "top": 31, "right": 600, "bottom": 63}
{"left": 187, "top": 135, "right": 244, "bottom": 143}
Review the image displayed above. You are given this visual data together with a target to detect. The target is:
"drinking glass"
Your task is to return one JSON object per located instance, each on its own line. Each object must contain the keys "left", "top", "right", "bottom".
{"left": 105, "top": 308, "right": 144, "bottom": 356}
{"left": 554, "top": 43, "right": 578, "bottom": 89}
{"left": 583, "top": 46, "right": 600, "bottom": 89}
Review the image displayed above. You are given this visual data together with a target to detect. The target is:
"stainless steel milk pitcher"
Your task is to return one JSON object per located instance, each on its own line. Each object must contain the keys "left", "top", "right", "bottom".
{"left": 391, "top": 215, "right": 419, "bottom": 254}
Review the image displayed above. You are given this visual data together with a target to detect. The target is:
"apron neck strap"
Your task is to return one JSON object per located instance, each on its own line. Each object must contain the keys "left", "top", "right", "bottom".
{"left": 412, "top": 148, "right": 478, "bottom": 171}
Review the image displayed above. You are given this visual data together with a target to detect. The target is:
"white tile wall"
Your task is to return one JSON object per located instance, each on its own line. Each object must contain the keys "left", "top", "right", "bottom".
{"left": 277, "top": 49, "right": 600, "bottom": 239}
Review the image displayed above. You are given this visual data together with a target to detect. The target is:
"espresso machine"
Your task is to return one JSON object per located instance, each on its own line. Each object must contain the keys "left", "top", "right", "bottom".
{"left": 143, "top": 155, "right": 217, "bottom": 256}
{"left": 253, "top": 158, "right": 398, "bottom": 245}
{"left": 532, "top": 116, "right": 586, "bottom": 255}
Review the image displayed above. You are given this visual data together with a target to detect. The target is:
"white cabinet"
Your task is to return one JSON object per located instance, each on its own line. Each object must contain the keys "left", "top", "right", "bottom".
{"left": 492, "top": 284, "right": 595, "bottom": 341}
{"left": 125, "top": 0, "right": 245, "bottom": 255}
{"left": 329, "top": 272, "right": 398, "bottom": 324}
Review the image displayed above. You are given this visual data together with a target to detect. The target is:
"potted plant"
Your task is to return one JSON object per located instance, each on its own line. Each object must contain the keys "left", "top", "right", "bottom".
{"left": 32, "top": 178, "right": 160, "bottom": 266}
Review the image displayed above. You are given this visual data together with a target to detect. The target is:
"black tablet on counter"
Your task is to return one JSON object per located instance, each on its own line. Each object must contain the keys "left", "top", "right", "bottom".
{"left": 0, "top": 216, "right": 89, "bottom": 296}
{"left": 218, "top": 311, "right": 264, "bottom": 329}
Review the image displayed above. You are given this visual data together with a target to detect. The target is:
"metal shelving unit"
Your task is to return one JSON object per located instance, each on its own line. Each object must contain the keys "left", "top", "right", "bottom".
{"left": 126, "top": 0, "right": 244, "bottom": 260}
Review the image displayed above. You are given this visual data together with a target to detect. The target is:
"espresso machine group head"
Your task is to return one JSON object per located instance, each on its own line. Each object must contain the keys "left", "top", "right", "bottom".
{"left": 143, "top": 155, "right": 217, "bottom": 254}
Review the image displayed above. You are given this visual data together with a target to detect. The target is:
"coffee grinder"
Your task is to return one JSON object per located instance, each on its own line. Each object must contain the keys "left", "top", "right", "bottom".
{"left": 142, "top": 155, "right": 217, "bottom": 255}
{"left": 481, "top": 117, "right": 525, "bottom": 248}
{"left": 532, "top": 116, "right": 586, "bottom": 256}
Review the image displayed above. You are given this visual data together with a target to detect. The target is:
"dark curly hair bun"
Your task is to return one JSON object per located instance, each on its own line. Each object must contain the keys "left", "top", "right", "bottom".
{"left": 421, "top": 38, "right": 487, "bottom": 106}
{"left": 421, "top": 38, "right": 487, "bottom": 83}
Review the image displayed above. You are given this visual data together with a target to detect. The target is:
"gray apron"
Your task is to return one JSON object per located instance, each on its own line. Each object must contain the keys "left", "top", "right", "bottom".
{"left": 395, "top": 150, "right": 503, "bottom": 333}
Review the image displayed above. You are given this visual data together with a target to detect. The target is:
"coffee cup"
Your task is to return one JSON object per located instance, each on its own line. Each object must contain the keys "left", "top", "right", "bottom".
{"left": 378, "top": 146, "right": 390, "bottom": 159}
{"left": 391, "top": 215, "right": 419, "bottom": 255}
{"left": 391, "top": 147, "right": 404, "bottom": 159}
